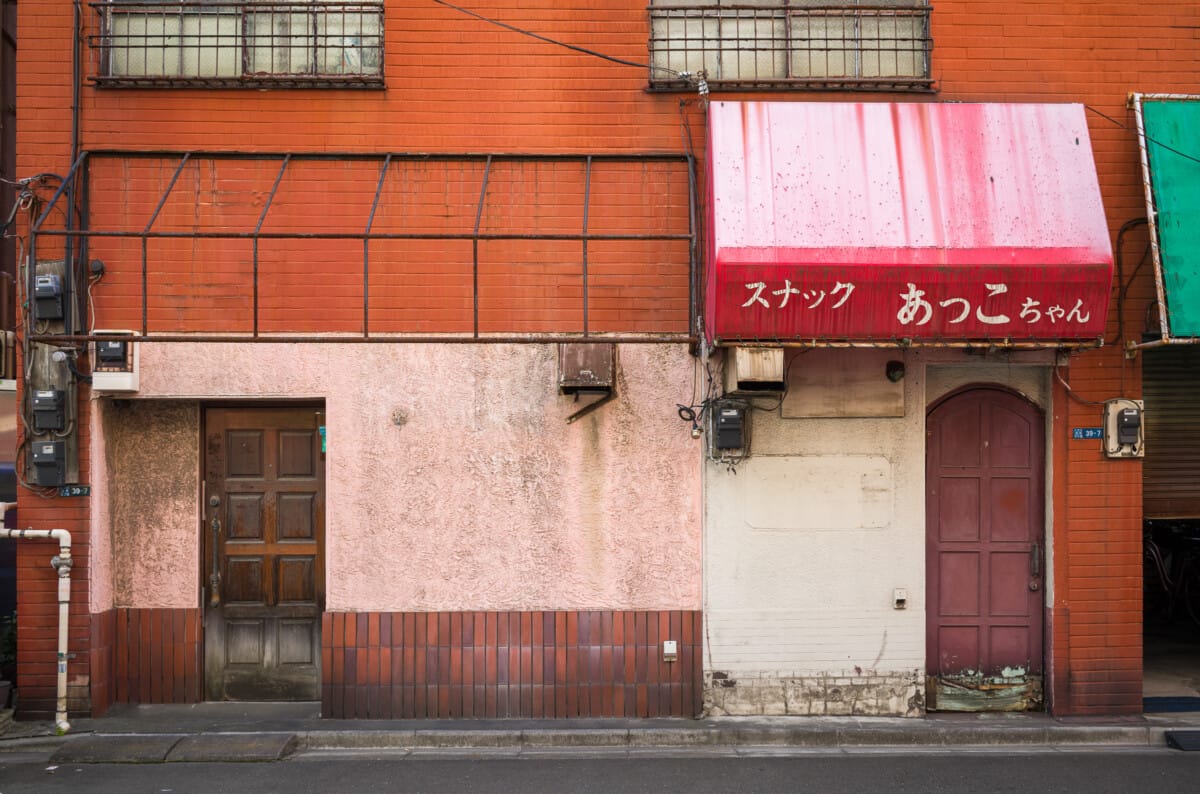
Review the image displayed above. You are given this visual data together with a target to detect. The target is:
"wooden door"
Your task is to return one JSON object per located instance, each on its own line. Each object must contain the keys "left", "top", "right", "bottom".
{"left": 204, "top": 405, "right": 325, "bottom": 701}
{"left": 926, "top": 388, "right": 1045, "bottom": 711}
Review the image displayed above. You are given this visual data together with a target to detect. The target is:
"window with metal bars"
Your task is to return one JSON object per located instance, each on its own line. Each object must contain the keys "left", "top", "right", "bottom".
{"left": 89, "top": 2, "right": 384, "bottom": 88}
{"left": 648, "top": 1, "right": 932, "bottom": 91}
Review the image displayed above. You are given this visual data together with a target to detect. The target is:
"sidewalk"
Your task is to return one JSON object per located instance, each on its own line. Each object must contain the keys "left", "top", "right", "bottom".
{"left": 3, "top": 702, "right": 1200, "bottom": 762}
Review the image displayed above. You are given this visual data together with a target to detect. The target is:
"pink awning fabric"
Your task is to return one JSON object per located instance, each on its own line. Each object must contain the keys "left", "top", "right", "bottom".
{"left": 706, "top": 101, "right": 1113, "bottom": 344}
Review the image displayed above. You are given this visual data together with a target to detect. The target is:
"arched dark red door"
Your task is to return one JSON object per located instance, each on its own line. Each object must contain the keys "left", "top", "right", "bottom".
{"left": 926, "top": 387, "right": 1045, "bottom": 711}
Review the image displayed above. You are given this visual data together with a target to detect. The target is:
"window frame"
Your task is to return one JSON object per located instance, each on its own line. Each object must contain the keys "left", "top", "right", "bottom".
{"left": 89, "top": 1, "right": 386, "bottom": 89}
{"left": 647, "top": 1, "right": 934, "bottom": 93}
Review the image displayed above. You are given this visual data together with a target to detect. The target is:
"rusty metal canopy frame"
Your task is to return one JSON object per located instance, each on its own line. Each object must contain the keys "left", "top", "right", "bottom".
{"left": 29, "top": 150, "right": 699, "bottom": 345}
{"left": 1130, "top": 92, "right": 1200, "bottom": 354}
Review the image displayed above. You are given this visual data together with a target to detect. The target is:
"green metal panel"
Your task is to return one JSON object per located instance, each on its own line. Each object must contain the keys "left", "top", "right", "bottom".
{"left": 1144, "top": 101, "right": 1200, "bottom": 337}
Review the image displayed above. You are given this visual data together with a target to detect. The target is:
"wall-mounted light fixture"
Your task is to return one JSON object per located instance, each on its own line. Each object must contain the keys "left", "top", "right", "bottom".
{"left": 885, "top": 360, "right": 906, "bottom": 383}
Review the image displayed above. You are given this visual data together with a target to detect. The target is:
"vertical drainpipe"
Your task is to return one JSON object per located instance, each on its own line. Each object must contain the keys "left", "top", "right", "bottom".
{"left": 1, "top": 504, "right": 73, "bottom": 734}
{"left": 66, "top": 1, "right": 82, "bottom": 335}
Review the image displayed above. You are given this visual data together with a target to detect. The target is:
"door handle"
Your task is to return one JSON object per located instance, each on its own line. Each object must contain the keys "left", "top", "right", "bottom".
{"left": 209, "top": 495, "right": 222, "bottom": 607}
{"left": 1030, "top": 541, "right": 1040, "bottom": 577}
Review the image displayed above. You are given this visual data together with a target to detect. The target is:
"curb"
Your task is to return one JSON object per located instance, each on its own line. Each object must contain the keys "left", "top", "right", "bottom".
{"left": 0, "top": 720, "right": 1179, "bottom": 762}
{"left": 295, "top": 724, "right": 1171, "bottom": 751}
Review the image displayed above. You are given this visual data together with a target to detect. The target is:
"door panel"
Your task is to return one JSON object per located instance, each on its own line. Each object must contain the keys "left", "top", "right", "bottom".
{"left": 927, "top": 388, "right": 1044, "bottom": 711}
{"left": 938, "top": 552, "right": 980, "bottom": 615}
{"left": 938, "top": 479, "right": 981, "bottom": 541}
{"left": 204, "top": 405, "right": 325, "bottom": 701}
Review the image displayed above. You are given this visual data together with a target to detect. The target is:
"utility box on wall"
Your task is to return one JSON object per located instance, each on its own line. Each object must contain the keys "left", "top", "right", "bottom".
{"left": 92, "top": 330, "right": 140, "bottom": 393}
{"left": 723, "top": 347, "right": 785, "bottom": 393}
{"left": 1104, "top": 398, "right": 1144, "bottom": 458}
{"left": 30, "top": 440, "right": 66, "bottom": 487}
{"left": 558, "top": 343, "right": 615, "bottom": 394}
{"left": 714, "top": 402, "right": 746, "bottom": 450}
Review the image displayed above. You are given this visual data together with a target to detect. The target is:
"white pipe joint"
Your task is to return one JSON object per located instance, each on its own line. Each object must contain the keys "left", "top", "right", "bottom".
{"left": 0, "top": 504, "right": 74, "bottom": 734}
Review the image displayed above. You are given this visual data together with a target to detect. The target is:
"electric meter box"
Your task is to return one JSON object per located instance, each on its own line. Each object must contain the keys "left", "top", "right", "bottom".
{"left": 91, "top": 330, "right": 140, "bottom": 393}
{"left": 96, "top": 340, "right": 127, "bottom": 365}
{"left": 714, "top": 404, "right": 746, "bottom": 450}
{"left": 34, "top": 274, "right": 64, "bottom": 321}
{"left": 31, "top": 388, "right": 66, "bottom": 433}
{"left": 1103, "top": 398, "right": 1144, "bottom": 458}
{"left": 31, "top": 440, "right": 66, "bottom": 486}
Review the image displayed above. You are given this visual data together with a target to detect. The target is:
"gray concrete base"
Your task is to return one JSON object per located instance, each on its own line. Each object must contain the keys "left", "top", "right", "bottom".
{"left": 168, "top": 733, "right": 299, "bottom": 762}
{"left": 7, "top": 703, "right": 1200, "bottom": 764}
{"left": 52, "top": 734, "right": 185, "bottom": 764}
{"left": 50, "top": 732, "right": 299, "bottom": 764}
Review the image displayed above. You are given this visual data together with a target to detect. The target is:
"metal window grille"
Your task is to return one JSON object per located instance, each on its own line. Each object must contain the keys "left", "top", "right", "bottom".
{"left": 89, "top": 2, "right": 385, "bottom": 88}
{"left": 648, "top": 2, "right": 932, "bottom": 91}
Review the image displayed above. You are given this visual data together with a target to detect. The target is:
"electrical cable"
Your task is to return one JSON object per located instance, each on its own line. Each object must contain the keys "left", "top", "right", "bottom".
{"left": 0, "top": 173, "right": 65, "bottom": 187}
{"left": 0, "top": 202, "right": 19, "bottom": 235}
{"left": 430, "top": 0, "right": 685, "bottom": 79}
{"left": 1054, "top": 365, "right": 1106, "bottom": 406}
{"left": 1085, "top": 104, "right": 1200, "bottom": 166}
{"left": 1105, "top": 217, "right": 1149, "bottom": 347}
{"left": 87, "top": 273, "right": 102, "bottom": 335}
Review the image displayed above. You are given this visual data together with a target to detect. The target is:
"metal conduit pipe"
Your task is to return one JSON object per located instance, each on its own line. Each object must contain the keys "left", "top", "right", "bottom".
{"left": 0, "top": 502, "right": 73, "bottom": 734}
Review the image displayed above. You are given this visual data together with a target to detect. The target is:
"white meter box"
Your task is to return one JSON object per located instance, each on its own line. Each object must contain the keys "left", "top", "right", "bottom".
{"left": 91, "top": 330, "right": 139, "bottom": 393}
{"left": 1103, "top": 398, "right": 1143, "bottom": 458}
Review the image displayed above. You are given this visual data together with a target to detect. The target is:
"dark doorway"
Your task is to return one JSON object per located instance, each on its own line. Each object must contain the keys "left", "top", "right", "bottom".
{"left": 1141, "top": 347, "right": 1200, "bottom": 713}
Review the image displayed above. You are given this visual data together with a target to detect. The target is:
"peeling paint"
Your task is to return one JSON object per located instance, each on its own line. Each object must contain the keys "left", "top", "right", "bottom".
{"left": 705, "top": 670, "right": 923, "bottom": 717}
{"left": 928, "top": 672, "right": 1044, "bottom": 712}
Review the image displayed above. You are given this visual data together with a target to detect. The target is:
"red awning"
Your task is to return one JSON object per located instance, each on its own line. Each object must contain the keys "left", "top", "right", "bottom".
{"left": 705, "top": 102, "right": 1113, "bottom": 344}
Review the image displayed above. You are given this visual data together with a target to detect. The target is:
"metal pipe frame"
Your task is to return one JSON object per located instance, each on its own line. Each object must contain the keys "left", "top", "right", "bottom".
{"left": 31, "top": 333, "right": 697, "bottom": 345}
{"left": 30, "top": 150, "right": 699, "bottom": 345}
{"left": 714, "top": 338, "right": 1103, "bottom": 351}
{"left": 362, "top": 153, "right": 391, "bottom": 337}
{"left": 1126, "top": 93, "right": 1200, "bottom": 354}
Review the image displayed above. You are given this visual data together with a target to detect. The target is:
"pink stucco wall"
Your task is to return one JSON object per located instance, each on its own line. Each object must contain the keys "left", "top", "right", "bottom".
{"left": 88, "top": 406, "right": 113, "bottom": 613}
{"left": 96, "top": 342, "right": 701, "bottom": 612}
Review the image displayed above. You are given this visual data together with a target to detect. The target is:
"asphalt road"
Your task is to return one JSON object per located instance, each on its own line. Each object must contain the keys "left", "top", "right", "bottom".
{"left": 2, "top": 750, "right": 1200, "bottom": 793}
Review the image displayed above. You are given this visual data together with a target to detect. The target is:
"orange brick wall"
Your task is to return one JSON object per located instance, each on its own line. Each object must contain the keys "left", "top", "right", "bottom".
{"left": 12, "top": 403, "right": 93, "bottom": 719}
{"left": 79, "top": 155, "right": 693, "bottom": 335}
{"left": 14, "top": 2, "right": 1198, "bottom": 716}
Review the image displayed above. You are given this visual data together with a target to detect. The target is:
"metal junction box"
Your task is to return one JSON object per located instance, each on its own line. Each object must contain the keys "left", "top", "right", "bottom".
{"left": 558, "top": 343, "right": 615, "bottom": 394}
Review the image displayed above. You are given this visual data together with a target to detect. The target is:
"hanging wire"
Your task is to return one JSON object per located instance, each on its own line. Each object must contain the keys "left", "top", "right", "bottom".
{"left": 1054, "top": 365, "right": 1107, "bottom": 406}
{"left": 429, "top": 0, "right": 709, "bottom": 97}
{"left": 1106, "top": 218, "right": 1150, "bottom": 347}
{"left": 430, "top": 0, "right": 685, "bottom": 79}
{"left": 1086, "top": 104, "right": 1200, "bottom": 166}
